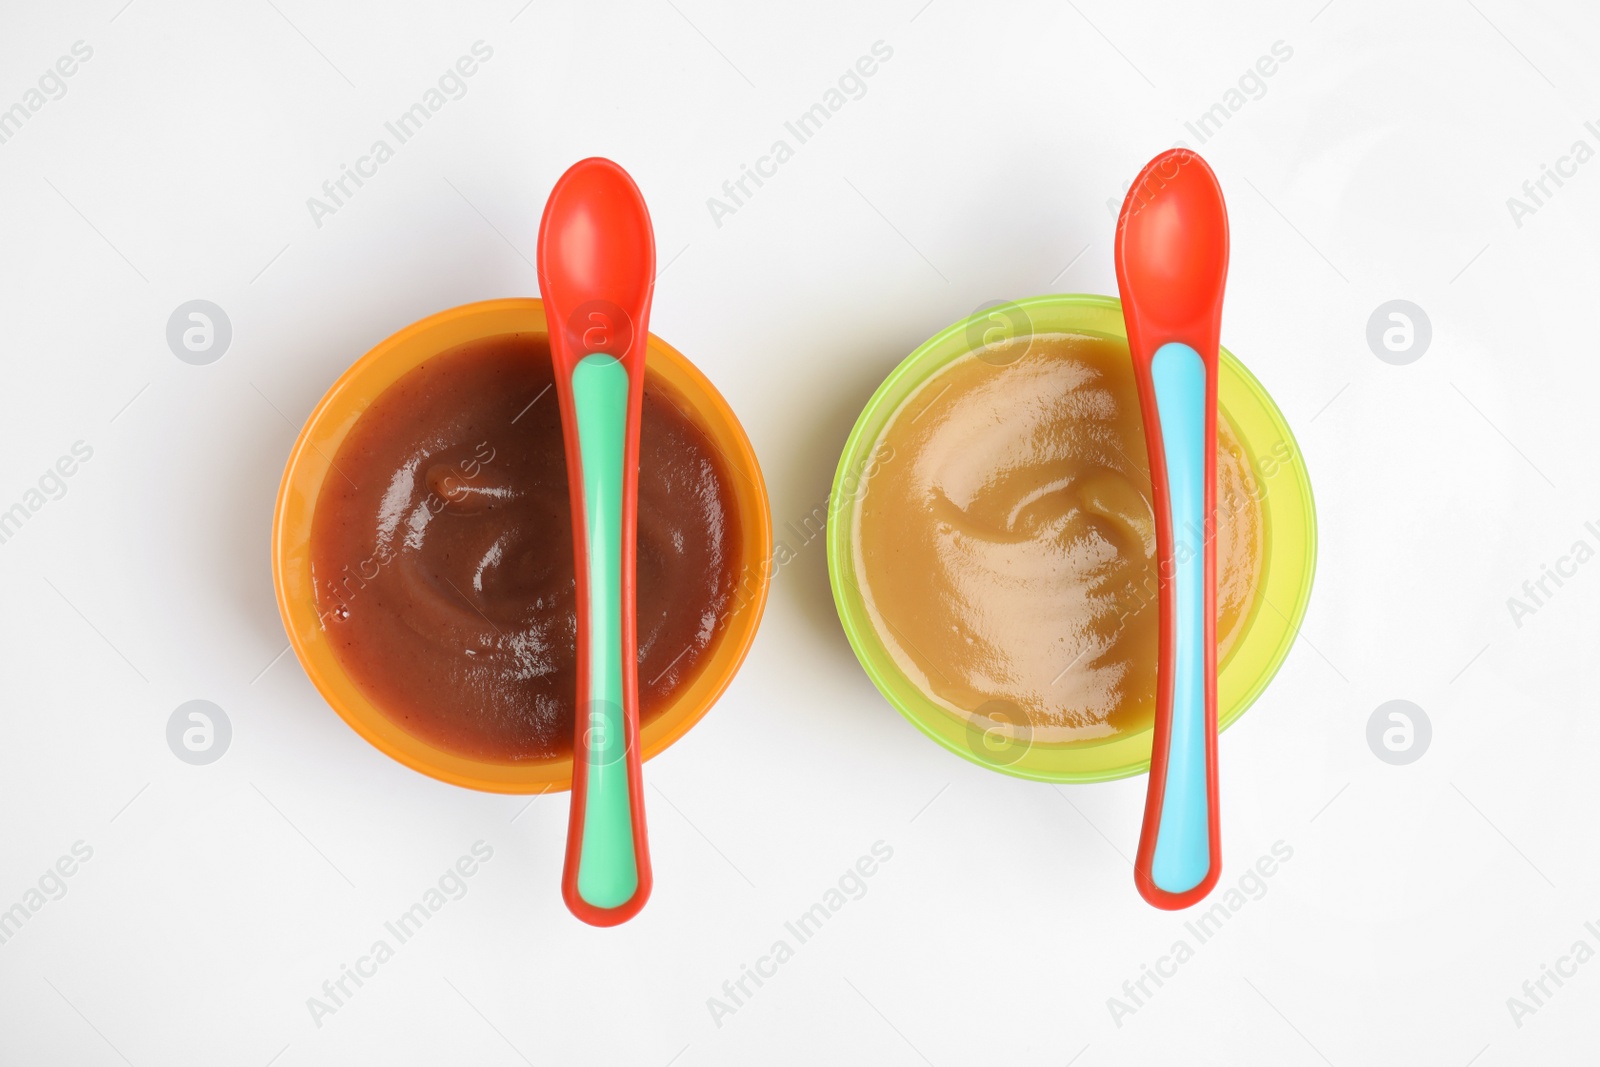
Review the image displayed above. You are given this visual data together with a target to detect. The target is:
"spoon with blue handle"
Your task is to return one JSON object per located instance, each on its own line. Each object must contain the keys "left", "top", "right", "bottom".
{"left": 1114, "top": 149, "right": 1229, "bottom": 910}
{"left": 537, "top": 157, "right": 655, "bottom": 926}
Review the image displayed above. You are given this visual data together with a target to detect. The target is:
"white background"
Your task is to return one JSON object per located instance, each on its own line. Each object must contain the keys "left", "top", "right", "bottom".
{"left": 2, "top": 0, "right": 1598, "bottom": 1063}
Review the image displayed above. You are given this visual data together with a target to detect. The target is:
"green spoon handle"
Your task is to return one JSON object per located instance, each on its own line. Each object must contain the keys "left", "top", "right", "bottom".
{"left": 567, "top": 353, "right": 647, "bottom": 920}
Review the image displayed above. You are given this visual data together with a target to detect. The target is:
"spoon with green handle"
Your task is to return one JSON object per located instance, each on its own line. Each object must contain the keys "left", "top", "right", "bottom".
{"left": 537, "top": 157, "right": 655, "bottom": 926}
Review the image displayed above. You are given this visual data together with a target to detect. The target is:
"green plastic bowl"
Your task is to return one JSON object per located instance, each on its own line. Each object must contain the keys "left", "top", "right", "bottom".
{"left": 826, "top": 294, "right": 1317, "bottom": 783}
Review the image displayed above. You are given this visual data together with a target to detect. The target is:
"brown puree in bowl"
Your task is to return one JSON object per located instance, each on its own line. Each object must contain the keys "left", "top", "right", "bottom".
{"left": 853, "top": 332, "right": 1265, "bottom": 745}
{"left": 309, "top": 334, "right": 742, "bottom": 763}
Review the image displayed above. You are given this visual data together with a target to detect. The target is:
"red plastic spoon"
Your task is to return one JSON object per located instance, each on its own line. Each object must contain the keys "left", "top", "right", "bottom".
{"left": 1113, "top": 149, "right": 1229, "bottom": 910}
{"left": 537, "top": 158, "right": 655, "bottom": 926}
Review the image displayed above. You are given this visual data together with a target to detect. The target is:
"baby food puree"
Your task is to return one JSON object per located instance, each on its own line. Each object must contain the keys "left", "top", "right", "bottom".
{"left": 853, "top": 332, "right": 1264, "bottom": 744}
{"left": 309, "top": 334, "right": 742, "bottom": 763}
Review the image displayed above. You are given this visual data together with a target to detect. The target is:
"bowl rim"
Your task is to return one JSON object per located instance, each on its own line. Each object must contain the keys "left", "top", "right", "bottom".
{"left": 271, "top": 298, "right": 772, "bottom": 794}
{"left": 825, "top": 292, "right": 1318, "bottom": 783}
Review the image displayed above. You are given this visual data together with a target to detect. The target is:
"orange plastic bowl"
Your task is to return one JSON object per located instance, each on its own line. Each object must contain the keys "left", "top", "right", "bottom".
{"left": 271, "top": 299, "right": 771, "bottom": 794}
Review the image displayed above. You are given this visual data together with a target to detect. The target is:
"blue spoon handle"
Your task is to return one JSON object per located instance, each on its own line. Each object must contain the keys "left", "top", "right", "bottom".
{"left": 1144, "top": 342, "right": 1216, "bottom": 898}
